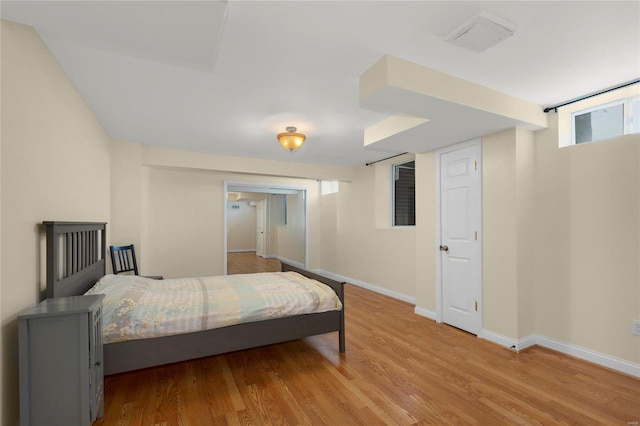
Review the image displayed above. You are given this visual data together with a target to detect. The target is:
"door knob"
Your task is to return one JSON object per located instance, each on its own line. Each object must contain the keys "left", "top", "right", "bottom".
{"left": 439, "top": 245, "right": 449, "bottom": 252}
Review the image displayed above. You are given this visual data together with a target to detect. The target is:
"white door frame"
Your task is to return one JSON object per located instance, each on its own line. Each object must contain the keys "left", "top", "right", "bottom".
{"left": 255, "top": 200, "right": 267, "bottom": 257}
{"left": 223, "top": 181, "right": 309, "bottom": 275}
{"left": 435, "top": 138, "right": 483, "bottom": 328}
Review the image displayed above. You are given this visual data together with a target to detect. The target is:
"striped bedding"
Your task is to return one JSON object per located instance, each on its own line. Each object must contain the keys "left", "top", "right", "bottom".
{"left": 85, "top": 271, "right": 343, "bottom": 344}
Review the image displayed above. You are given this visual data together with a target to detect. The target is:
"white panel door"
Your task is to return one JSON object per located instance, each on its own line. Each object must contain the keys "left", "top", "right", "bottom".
{"left": 440, "top": 142, "right": 482, "bottom": 335}
{"left": 256, "top": 200, "right": 266, "bottom": 257}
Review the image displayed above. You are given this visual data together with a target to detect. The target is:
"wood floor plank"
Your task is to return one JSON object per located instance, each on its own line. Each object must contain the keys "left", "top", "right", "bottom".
{"left": 93, "top": 253, "right": 640, "bottom": 425}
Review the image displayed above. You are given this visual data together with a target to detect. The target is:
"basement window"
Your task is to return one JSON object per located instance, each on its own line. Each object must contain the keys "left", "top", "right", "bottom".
{"left": 321, "top": 180, "right": 339, "bottom": 195}
{"left": 392, "top": 161, "right": 415, "bottom": 227}
{"left": 572, "top": 96, "right": 639, "bottom": 144}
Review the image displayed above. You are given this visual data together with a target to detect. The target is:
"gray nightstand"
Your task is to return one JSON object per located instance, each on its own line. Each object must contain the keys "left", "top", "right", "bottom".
{"left": 18, "top": 294, "right": 105, "bottom": 426}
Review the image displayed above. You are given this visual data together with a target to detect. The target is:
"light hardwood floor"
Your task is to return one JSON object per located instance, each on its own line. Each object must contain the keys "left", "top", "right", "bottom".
{"left": 226, "top": 251, "right": 281, "bottom": 275}
{"left": 95, "top": 253, "right": 640, "bottom": 425}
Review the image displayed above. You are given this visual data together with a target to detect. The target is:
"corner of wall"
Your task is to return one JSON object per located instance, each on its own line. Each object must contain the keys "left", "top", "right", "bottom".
{"left": 110, "top": 140, "right": 144, "bottom": 265}
{"left": 481, "top": 127, "right": 538, "bottom": 341}
{"left": 414, "top": 151, "right": 437, "bottom": 312}
{"left": 481, "top": 129, "right": 518, "bottom": 339}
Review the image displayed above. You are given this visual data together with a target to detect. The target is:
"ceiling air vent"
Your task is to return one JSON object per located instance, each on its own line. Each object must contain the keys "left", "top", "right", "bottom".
{"left": 444, "top": 11, "right": 517, "bottom": 53}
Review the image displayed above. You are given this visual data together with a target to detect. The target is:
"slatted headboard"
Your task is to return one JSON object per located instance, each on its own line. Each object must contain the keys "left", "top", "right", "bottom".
{"left": 43, "top": 222, "right": 107, "bottom": 298}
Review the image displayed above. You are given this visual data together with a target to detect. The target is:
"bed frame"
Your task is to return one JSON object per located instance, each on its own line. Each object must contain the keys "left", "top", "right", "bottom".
{"left": 43, "top": 221, "right": 345, "bottom": 375}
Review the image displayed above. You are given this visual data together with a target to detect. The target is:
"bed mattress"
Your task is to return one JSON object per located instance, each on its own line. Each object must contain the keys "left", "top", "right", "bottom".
{"left": 85, "top": 271, "right": 343, "bottom": 344}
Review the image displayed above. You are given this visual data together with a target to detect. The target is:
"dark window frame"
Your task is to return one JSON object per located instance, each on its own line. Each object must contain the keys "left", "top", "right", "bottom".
{"left": 392, "top": 160, "right": 416, "bottom": 227}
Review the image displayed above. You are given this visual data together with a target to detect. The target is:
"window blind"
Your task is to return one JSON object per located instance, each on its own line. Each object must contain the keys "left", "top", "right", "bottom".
{"left": 394, "top": 161, "right": 415, "bottom": 226}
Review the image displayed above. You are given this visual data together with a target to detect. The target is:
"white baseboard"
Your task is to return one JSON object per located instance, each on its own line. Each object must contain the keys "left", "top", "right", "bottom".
{"left": 480, "top": 330, "right": 640, "bottom": 377}
{"left": 311, "top": 269, "right": 416, "bottom": 305}
{"left": 517, "top": 334, "right": 538, "bottom": 351}
{"left": 480, "top": 329, "right": 519, "bottom": 351}
{"left": 414, "top": 307, "right": 437, "bottom": 320}
{"left": 276, "top": 256, "right": 305, "bottom": 269}
{"left": 227, "top": 249, "right": 256, "bottom": 253}
{"left": 534, "top": 335, "right": 640, "bottom": 378}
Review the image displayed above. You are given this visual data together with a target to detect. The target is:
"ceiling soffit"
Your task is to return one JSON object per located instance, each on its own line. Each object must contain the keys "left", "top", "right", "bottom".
{"left": 360, "top": 55, "right": 548, "bottom": 154}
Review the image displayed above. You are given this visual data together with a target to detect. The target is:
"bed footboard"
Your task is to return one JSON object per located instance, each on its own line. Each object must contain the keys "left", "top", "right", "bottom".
{"left": 280, "top": 262, "right": 346, "bottom": 353}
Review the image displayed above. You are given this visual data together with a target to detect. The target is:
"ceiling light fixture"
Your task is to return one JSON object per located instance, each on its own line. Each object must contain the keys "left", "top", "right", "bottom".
{"left": 277, "top": 126, "right": 306, "bottom": 152}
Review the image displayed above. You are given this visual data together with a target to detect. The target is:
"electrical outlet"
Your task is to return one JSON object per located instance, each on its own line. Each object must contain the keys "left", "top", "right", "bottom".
{"left": 632, "top": 320, "right": 640, "bottom": 336}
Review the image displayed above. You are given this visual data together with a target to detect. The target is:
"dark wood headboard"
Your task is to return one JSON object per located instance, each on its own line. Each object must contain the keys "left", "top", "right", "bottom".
{"left": 43, "top": 221, "right": 107, "bottom": 298}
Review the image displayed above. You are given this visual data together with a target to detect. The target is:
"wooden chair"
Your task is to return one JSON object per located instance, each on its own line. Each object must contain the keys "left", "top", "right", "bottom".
{"left": 109, "top": 244, "right": 162, "bottom": 280}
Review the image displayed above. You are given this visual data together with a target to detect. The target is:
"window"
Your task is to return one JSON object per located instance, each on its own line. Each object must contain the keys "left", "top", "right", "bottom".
{"left": 392, "top": 160, "right": 415, "bottom": 226}
{"left": 320, "top": 180, "right": 339, "bottom": 195}
{"left": 572, "top": 96, "right": 639, "bottom": 144}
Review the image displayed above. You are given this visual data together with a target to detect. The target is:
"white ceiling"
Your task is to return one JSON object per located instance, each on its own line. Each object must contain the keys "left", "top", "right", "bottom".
{"left": 2, "top": 1, "right": 639, "bottom": 167}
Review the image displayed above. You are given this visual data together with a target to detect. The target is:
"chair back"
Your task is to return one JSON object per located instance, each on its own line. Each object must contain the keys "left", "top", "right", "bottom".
{"left": 110, "top": 244, "right": 139, "bottom": 275}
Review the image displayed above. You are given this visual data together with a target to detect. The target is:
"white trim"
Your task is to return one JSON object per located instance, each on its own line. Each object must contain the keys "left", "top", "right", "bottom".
{"left": 570, "top": 95, "right": 639, "bottom": 145}
{"left": 223, "top": 181, "right": 228, "bottom": 275}
{"left": 223, "top": 181, "right": 310, "bottom": 274}
{"left": 434, "top": 152, "right": 442, "bottom": 323}
{"left": 435, "top": 138, "right": 483, "bottom": 330}
{"left": 276, "top": 256, "right": 305, "bottom": 270}
{"left": 480, "top": 329, "right": 518, "bottom": 351}
{"left": 414, "top": 307, "right": 437, "bottom": 320}
{"left": 312, "top": 269, "right": 416, "bottom": 304}
{"left": 304, "top": 190, "right": 309, "bottom": 268}
{"left": 480, "top": 331, "right": 640, "bottom": 377}
{"left": 227, "top": 249, "right": 256, "bottom": 253}
{"left": 534, "top": 335, "right": 640, "bottom": 378}
{"left": 517, "top": 335, "right": 538, "bottom": 351}
{"left": 255, "top": 199, "right": 266, "bottom": 257}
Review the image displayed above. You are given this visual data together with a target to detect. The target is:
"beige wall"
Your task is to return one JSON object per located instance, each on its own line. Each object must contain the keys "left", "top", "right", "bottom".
{"left": 479, "top": 116, "right": 639, "bottom": 365}
{"left": 227, "top": 202, "right": 257, "bottom": 252}
{"left": 481, "top": 128, "right": 537, "bottom": 339}
{"left": 515, "top": 128, "right": 536, "bottom": 338}
{"left": 110, "top": 140, "right": 144, "bottom": 271}
{"left": 111, "top": 142, "right": 326, "bottom": 278}
{"left": 534, "top": 115, "right": 639, "bottom": 363}
{"left": 482, "top": 129, "right": 519, "bottom": 338}
{"left": 319, "top": 192, "right": 338, "bottom": 272}
{"left": 146, "top": 167, "right": 222, "bottom": 278}
{"left": 267, "top": 194, "right": 282, "bottom": 256}
{"left": 1, "top": 21, "right": 111, "bottom": 425}
{"left": 414, "top": 151, "right": 437, "bottom": 312}
{"left": 328, "top": 164, "right": 417, "bottom": 298}
{"left": 274, "top": 193, "right": 306, "bottom": 265}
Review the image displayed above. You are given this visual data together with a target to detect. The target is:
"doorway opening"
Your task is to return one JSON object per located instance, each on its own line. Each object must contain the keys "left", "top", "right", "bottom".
{"left": 224, "top": 182, "right": 308, "bottom": 275}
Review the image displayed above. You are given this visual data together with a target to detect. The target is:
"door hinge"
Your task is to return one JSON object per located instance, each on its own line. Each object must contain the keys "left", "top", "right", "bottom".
{"left": 474, "top": 231, "right": 478, "bottom": 241}
{"left": 475, "top": 301, "right": 478, "bottom": 311}
{"left": 474, "top": 160, "right": 478, "bottom": 171}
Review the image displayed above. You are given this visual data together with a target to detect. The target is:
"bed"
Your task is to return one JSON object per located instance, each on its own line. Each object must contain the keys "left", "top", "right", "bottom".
{"left": 43, "top": 221, "right": 345, "bottom": 375}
